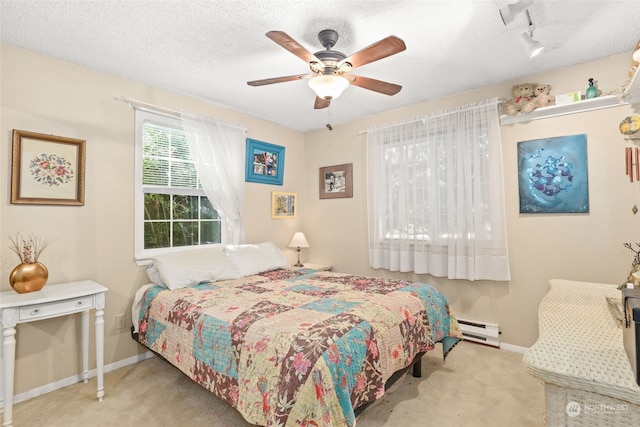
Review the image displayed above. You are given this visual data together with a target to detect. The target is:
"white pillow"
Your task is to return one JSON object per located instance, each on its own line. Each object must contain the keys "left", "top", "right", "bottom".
{"left": 224, "top": 242, "right": 290, "bottom": 276}
{"left": 152, "top": 246, "right": 240, "bottom": 290}
{"left": 144, "top": 264, "right": 166, "bottom": 287}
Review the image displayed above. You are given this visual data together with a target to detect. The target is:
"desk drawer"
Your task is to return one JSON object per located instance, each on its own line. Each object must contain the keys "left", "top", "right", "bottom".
{"left": 19, "top": 295, "right": 95, "bottom": 321}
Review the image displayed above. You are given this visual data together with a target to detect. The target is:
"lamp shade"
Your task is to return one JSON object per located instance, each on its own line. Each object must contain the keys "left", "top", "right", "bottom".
{"left": 288, "top": 232, "right": 310, "bottom": 248}
{"left": 308, "top": 75, "right": 349, "bottom": 100}
{"left": 499, "top": 0, "right": 533, "bottom": 26}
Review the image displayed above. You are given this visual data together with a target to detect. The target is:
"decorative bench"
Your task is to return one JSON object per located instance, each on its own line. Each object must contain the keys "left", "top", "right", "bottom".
{"left": 523, "top": 279, "right": 640, "bottom": 426}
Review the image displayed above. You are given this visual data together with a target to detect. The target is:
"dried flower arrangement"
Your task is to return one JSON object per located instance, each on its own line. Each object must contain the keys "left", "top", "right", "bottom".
{"left": 619, "top": 242, "right": 640, "bottom": 289}
{"left": 624, "top": 242, "right": 640, "bottom": 268}
{"left": 9, "top": 233, "right": 53, "bottom": 264}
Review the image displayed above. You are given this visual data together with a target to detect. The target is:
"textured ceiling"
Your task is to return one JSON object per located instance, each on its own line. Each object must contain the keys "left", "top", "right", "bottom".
{"left": 1, "top": 0, "right": 640, "bottom": 132}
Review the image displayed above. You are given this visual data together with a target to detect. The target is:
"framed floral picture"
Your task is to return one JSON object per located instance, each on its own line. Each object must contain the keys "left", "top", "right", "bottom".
{"left": 319, "top": 163, "right": 353, "bottom": 199}
{"left": 271, "top": 191, "right": 296, "bottom": 219}
{"left": 245, "top": 138, "right": 285, "bottom": 185}
{"left": 11, "top": 129, "right": 86, "bottom": 205}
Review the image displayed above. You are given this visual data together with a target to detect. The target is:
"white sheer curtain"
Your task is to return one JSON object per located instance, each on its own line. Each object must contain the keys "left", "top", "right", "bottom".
{"left": 366, "top": 98, "right": 510, "bottom": 281}
{"left": 181, "top": 111, "right": 247, "bottom": 244}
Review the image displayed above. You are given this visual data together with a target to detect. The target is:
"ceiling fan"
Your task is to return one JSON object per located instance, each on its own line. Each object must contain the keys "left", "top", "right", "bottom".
{"left": 247, "top": 29, "right": 406, "bottom": 109}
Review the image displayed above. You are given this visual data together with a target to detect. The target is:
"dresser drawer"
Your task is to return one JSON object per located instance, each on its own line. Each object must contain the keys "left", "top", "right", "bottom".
{"left": 19, "top": 295, "right": 95, "bottom": 321}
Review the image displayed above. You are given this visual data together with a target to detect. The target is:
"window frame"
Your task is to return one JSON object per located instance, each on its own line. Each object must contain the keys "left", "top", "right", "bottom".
{"left": 134, "top": 109, "right": 224, "bottom": 264}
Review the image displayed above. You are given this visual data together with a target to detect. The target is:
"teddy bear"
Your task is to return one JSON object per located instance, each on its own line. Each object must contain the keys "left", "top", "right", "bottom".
{"left": 532, "top": 84, "right": 556, "bottom": 108}
{"left": 502, "top": 83, "right": 537, "bottom": 116}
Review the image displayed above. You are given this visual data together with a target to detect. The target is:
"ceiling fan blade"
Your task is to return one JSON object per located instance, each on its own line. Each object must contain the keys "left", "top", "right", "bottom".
{"left": 247, "top": 73, "right": 312, "bottom": 86}
{"left": 344, "top": 74, "right": 402, "bottom": 95}
{"left": 338, "top": 35, "right": 406, "bottom": 69}
{"left": 266, "top": 31, "right": 323, "bottom": 66}
{"left": 314, "top": 96, "right": 330, "bottom": 109}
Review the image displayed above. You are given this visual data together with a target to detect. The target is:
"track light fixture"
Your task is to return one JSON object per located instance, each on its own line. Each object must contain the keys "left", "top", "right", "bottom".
{"left": 520, "top": 31, "right": 544, "bottom": 59}
{"left": 499, "top": 0, "right": 534, "bottom": 26}
{"left": 520, "top": 9, "right": 544, "bottom": 59}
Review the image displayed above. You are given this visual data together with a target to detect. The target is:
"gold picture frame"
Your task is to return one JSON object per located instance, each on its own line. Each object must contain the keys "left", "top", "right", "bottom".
{"left": 271, "top": 191, "right": 297, "bottom": 219}
{"left": 319, "top": 163, "right": 353, "bottom": 199}
{"left": 11, "top": 129, "right": 86, "bottom": 206}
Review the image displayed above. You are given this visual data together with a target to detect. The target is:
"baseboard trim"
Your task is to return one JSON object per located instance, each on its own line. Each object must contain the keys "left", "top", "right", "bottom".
{"left": 0, "top": 351, "right": 154, "bottom": 409}
{"left": 499, "top": 342, "right": 529, "bottom": 354}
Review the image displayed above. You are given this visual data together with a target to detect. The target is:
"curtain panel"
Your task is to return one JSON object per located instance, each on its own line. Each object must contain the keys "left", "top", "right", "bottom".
{"left": 366, "top": 98, "right": 510, "bottom": 281}
{"left": 181, "top": 111, "right": 248, "bottom": 245}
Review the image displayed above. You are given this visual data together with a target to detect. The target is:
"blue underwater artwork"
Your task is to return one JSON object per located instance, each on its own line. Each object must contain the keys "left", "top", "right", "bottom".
{"left": 517, "top": 134, "right": 589, "bottom": 213}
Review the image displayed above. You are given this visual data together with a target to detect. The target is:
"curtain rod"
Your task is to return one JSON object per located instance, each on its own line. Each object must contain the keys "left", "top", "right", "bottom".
{"left": 114, "top": 96, "right": 181, "bottom": 118}
{"left": 358, "top": 97, "right": 499, "bottom": 134}
{"left": 115, "top": 96, "right": 248, "bottom": 132}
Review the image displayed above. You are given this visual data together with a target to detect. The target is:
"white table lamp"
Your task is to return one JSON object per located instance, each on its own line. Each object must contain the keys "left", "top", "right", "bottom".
{"left": 288, "top": 232, "right": 310, "bottom": 267}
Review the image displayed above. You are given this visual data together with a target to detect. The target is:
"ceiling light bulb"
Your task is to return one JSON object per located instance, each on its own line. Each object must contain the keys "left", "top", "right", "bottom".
{"left": 499, "top": 0, "right": 534, "bottom": 26}
{"left": 519, "top": 31, "right": 544, "bottom": 59}
{"left": 308, "top": 74, "right": 349, "bottom": 100}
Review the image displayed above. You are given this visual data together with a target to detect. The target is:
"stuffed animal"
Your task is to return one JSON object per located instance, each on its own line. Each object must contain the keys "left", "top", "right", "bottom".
{"left": 630, "top": 38, "right": 640, "bottom": 78}
{"left": 502, "top": 83, "right": 537, "bottom": 115}
{"left": 532, "top": 84, "right": 556, "bottom": 108}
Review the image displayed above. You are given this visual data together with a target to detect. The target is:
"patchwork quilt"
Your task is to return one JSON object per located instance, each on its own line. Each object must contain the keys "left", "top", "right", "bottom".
{"left": 137, "top": 268, "right": 461, "bottom": 427}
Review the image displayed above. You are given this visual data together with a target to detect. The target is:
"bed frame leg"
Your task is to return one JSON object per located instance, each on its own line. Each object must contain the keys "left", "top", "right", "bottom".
{"left": 412, "top": 357, "right": 422, "bottom": 377}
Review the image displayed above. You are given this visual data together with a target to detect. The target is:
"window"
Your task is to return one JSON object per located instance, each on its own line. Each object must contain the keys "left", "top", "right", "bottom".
{"left": 135, "top": 110, "right": 222, "bottom": 261}
{"left": 381, "top": 125, "right": 492, "bottom": 242}
{"left": 366, "top": 99, "right": 510, "bottom": 281}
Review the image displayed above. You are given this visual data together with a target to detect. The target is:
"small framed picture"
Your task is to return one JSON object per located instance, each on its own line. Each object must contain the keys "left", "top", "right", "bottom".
{"left": 271, "top": 191, "right": 296, "bottom": 219}
{"left": 319, "top": 163, "right": 353, "bottom": 199}
{"left": 245, "top": 138, "right": 285, "bottom": 185}
{"left": 11, "top": 129, "right": 86, "bottom": 206}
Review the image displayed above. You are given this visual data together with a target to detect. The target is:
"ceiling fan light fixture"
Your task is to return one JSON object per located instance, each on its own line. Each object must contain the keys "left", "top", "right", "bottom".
{"left": 308, "top": 74, "right": 350, "bottom": 100}
{"left": 499, "top": 0, "right": 534, "bottom": 26}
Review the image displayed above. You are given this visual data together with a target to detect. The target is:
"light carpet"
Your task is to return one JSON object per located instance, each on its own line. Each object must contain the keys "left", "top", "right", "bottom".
{"left": 10, "top": 341, "right": 544, "bottom": 426}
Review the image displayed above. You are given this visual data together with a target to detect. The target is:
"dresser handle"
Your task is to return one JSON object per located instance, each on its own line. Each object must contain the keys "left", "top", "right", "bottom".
{"left": 76, "top": 301, "right": 83, "bottom": 306}
{"left": 31, "top": 309, "right": 39, "bottom": 315}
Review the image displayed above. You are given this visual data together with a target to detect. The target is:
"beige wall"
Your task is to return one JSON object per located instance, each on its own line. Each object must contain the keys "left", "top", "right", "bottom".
{"left": 303, "top": 52, "right": 640, "bottom": 348}
{"left": 1, "top": 41, "right": 639, "bottom": 396}
{"left": 0, "top": 43, "right": 306, "bottom": 395}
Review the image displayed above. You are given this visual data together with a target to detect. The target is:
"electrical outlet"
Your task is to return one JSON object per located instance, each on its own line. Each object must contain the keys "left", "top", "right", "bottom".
{"left": 115, "top": 313, "right": 126, "bottom": 330}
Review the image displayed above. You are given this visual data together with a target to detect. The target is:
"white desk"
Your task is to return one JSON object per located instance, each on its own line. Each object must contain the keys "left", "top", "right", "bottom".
{"left": 0, "top": 280, "right": 107, "bottom": 427}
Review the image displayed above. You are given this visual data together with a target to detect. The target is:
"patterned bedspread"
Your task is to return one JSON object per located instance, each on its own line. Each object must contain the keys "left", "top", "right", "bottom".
{"left": 137, "top": 268, "right": 461, "bottom": 427}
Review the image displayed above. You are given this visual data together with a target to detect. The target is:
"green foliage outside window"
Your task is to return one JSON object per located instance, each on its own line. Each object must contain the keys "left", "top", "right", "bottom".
{"left": 142, "top": 121, "right": 221, "bottom": 250}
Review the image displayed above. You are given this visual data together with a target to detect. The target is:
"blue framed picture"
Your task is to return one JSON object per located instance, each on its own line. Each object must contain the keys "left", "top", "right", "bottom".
{"left": 517, "top": 134, "right": 589, "bottom": 214}
{"left": 245, "top": 138, "right": 285, "bottom": 185}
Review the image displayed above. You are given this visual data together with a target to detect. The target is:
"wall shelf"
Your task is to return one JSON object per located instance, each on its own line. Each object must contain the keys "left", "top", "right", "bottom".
{"left": 500, "top": 67, "right": 640, "bottom": 125}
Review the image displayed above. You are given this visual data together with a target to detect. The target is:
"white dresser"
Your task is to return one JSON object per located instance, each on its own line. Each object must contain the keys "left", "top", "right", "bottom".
{"left": 0, "top": 280, "right": 107, "bottom": 427}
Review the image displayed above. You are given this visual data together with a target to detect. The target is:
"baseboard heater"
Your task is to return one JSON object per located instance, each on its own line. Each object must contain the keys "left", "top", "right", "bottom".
{"left": 457, "top": 318, "right": 500, "bottom": 347}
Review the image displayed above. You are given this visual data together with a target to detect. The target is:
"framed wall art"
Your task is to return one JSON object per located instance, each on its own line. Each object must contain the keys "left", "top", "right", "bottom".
{"left": 11, "top": 129, "right": 86, "bottom": 206}
{"left": 271, "top": 191, "right": 297, "bottom": 219}
{"left": 319, "top": 163, "right": 353, "bottom": 199}
{"left": 517, "top": 134, "right": 589, "bottom": 214}
{"left": 245, "top": 138, "right": 285, "bottom": 185}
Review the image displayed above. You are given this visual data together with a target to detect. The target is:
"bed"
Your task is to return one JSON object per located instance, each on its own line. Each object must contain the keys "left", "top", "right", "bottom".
{"left": 131, "top": 243, "right": 461, "bottom": 427}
